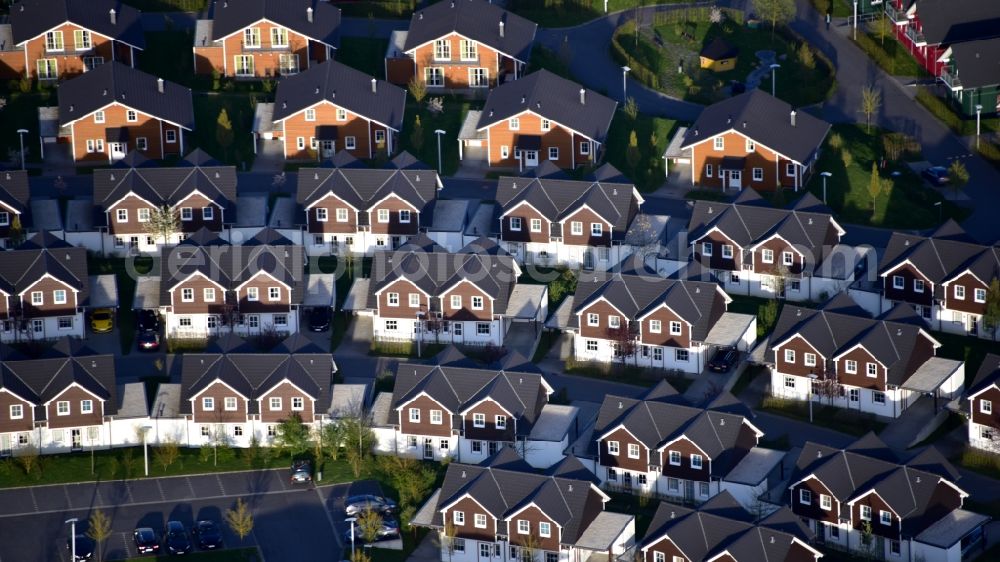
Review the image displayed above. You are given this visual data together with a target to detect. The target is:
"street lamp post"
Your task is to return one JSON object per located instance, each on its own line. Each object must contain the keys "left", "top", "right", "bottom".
{"left": 141, "top": 425, "right": 152, "bottom": 476}
{"left": 853, "top": 0, "right": 858, "bottom": 40}
{"left": 820, "top": 171, "right": 832, "bottom": 204}
{"left": 16, "top": 128, "right": 28, "bottom": 170}
{"left": 976, "top": 104, "right": 983, "bottom": 148}
{"left": 621, "top": 66, "right": 631, "bottom": 102}
{"left": 769, "top": 64, "right": 780, "bottom": 97}
{"left": 807, "top": 373, "right": 819, "bottom": 423}
{"left": 433, "top": 129, "right": 446, "bottom": 174}
{"left": 346, "top": 517, "right": 357, "bottom": 554}
{"left": 66, "top": 518, "right": 79, "bottom": 561}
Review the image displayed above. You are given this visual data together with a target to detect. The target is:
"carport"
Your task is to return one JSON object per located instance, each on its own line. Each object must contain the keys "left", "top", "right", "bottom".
{"left": 545, "top": 295, "right": 575, "bottom": 331}
{"left": 901, "top": 357, "right": 965, "bottom": 412}
{"left": 132, "top": 276, "right": 161, "bottom": 310}
{"left": 341, "top": 278, "right": 372, "bottom": 313}
{"left": 457, "top": 109, "right": 486, "bottom": 161}
{"left": 504, "top": 284, "right": 548, "bottom": 359}
{"left": 704, "top": 312, "right": 757, "bottom": 352}
{"left": 303, "top": 274, "right": 336, "bottom": 309}
{"left": 574, "top": 512, "right": 635, "bottom": 562}
{"left": 89, "top": 275, "right": 119, "bottom": 309}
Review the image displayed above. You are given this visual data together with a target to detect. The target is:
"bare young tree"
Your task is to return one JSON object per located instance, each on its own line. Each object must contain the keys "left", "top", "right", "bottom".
{"left": 861, "top": 85, "right": 882, "bottom": 133}
{"left": 624, "top": 212, "right": 661, "bottom": 268}
{"left": 606, "top": 322, "right": 637, "bottom": 366}
{"left": 143, "top": 205, "right": 180, "bottom": 246}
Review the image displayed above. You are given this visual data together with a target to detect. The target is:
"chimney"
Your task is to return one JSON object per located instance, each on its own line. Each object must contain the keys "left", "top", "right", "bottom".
{"left": 371, "top": 78, "right": 377, "bottom": 93}
{"left": 499, "top": 20, "right": 505, "bottom": 37}
{"left": 790, "top": 110, "right": 797, "bottom": 127}
{"left": 579, "top": 88, "right": 585, "bottom": 105}
{"left": 157, "top": 78, "right": 164, "bottom": 93}
{"left": 307, "top": 7, "right": 313, "bottom": 23}
{"left": 109, "top": 8, "right": 116, "bottom": 25}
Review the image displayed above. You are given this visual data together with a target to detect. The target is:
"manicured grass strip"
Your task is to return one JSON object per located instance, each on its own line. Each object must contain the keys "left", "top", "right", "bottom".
{"left": 123, "top": 547, "right": 259, "bottom": 562}
{"left": 851, "top": 27, "right": 928, "bottom": 78}
{"left": 398, "top": 98, "right": 472, "bottom": 177}
{"left": 759, "top": 396, "right": 887, "bottom": 436}
{"left": 122, "top": 0, "right": 207, "bottom": 11}
{"left": 605, "top": 112, "right": 676, "bottom": 193}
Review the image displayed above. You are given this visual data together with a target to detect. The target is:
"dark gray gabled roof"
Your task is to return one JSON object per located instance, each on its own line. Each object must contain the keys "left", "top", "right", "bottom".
{"left": 593, "top": 382, "right": 758, "bottom": 477}
{"left": 915, "top": 0, "right": 1000, "bottom": 45}
{"left": 681, "top": 89, "right": 830, "bottom": 165}
{"left": 1, "top": 350, "right": 117, "bottom": 421}
{"left": 572, "top": 272, "right": 728, "bottom": 342}
{"left": 58, "top": 63, "right": 194, "bottom": 130}
{"left": 496, "top": 176, "right": 640, "bottom": 242}
{"left": 767, "top": 294, "right": 938, "bottom": 386}
{"left": 792, "top": 433, "right": 963, "bottom": 535}
{"left": 390, "top": 351, "right": 551, "bottom": 435}
{"left": 404, "top": 0, "right": 536, "bottom": 62}
{"left": 0, "top": 232, "right": 89, "bottom": 304}
{"left": 296, "top": 166, "right": 438, "bottom": 218}
{"left": 969, "top": 353, "right": 1000, "bottom": 397}
{"left": 641, "top": 492, "right": 815, "bottom": 562}
{"left": 210, "top": 0, "right": 341, "bottom": 47}
{"left": 92, "top": 149, "right": 237, "bottom": 220}
{"left": 432, "top": 458, "right": 608, "bottom": 545}
{"left": 0, "top": 170, "right": 29, "bottom": 217}
{"left": 477, "top": 70, "right": 617, "bottom": 143}
{"left": 951, "top": 38, "right": 1000, "bottom": 89}
{"left": 879, "top": 221, "right": 1000, "bottom": 295}
{"left": 272, "top": 59, "right": 406, "bottom": 131}
{"left": 10, "top": 0, "right": 144, "bottom": 49}
{"left": 178, "top": 352, "right": 333, "bottom": 415}
{"left": 687, "top": 189, "right": 845, "bottom": 275}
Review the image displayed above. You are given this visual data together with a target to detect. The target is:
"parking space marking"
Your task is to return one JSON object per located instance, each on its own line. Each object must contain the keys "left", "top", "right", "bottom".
{"left": 316, "top": 486, "right": 341, "bottom": 542}
{"left": 156, "top": 478, "right": 166, "bottom": 501}
{"left": 120, "top": 531, "right": 131, "bottom": 559}
{"left": 215, "top": 474, "right": 226, "bottom": 496}
{"left": 27, "top": 488, "right": 38, "bottom": 512}
{"left": 186, "top": 476, "right": 197, "bottom": 498}
{"left": 63, "top": 486, "right": 72, "bottom": 509}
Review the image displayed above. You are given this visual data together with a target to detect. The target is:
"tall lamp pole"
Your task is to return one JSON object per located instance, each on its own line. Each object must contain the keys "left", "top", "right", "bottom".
{"left": 820, "top": 171, "right": 832, "bottom": 204}
{"left": 621, "top": 66, "right": 631, "bottom": 102}
{"left": 976, "top": 104, "right": 983, "bottom": 148}
{"left": 66, "top": 518, "right": 79, "bottom": 561}
{"left": 346, "top": 517, "right": 357, "bottom": 554}
{"left": 433, "top": 129, "right": 446, "bottom": 174}
{"left": 807, "top": 373, "right": 819, "bottom": 423}
{"left": 16, "top": 128, "right": 28, "bottom": 170}
{"left": 141, "top": 425, "right": 152, "bottom": 476}
{"left": 769, "top": 64, "right": 780, "bottom": 97}
{"left": 853, "top": 0, "right": 858, "bottom": 40}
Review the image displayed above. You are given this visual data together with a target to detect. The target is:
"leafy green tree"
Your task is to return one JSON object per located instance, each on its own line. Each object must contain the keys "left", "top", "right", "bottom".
{"left": 8, "top": 214, "right": 24, "bottom": 247}
{"left": 753, "top": 0, "right": 795, "bottom": 39}
{"left": 798, "top": 42, "right": 815, "bottom": 69}
{"left": 143, "top": 205, "right": 180, "bottom": 246}
{"left": 948, "top": 159, "right": 969, "bottom": 200}
{"left": 357, "top": 508, "right": 384, "bottom": 545}
{"left": 411, "top": 115, "right": 425, "bottom": 152}
{"left": 408, "top": 76, "right": 427, "bottom": 104}
{"left": 225, "top": 498, "right": 254, "bottom": 545}
{"left": 868, "top": 162, "right": 882, "bottom": 217}
{"left": 273, "top": 413, "right": 311, "bottom": 460}
{"left": 982, "top": 278, "right": 1000, "bottom": 341}
{"left": 216, "top": 108, "right": 234, "bottom": 160}
{"left": 87, "top": 510, "right": 113, "bottom": 562}
{"left": 625, "top": 130, "right": 640, "bottom": 172}
{"left": 861, "top": 85, "right": 881, "bottom": 132}
{"left": 623, "top": 97, "right": 639, "bottom": 121}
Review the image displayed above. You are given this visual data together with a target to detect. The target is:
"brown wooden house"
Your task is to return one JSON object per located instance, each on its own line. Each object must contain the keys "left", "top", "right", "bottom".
{"left": 967, "top": 354, "right": 1000, "bottom": 452}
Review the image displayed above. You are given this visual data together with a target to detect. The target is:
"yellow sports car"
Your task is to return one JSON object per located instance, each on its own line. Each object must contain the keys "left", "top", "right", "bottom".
{"left": 90, "top": 308, "right": 114, "bottom": 333}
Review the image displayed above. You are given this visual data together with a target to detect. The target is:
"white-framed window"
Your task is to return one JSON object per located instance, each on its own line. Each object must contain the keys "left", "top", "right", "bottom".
{"left": 134, "top": 208, "right": 151, "bottom": 223}
{"left": 93, "top": 110, "right": 106, "bottom": 124}
{"left": 753, "top": 167, "right": 764, "bottom": 181}
{"left": 667, "top": 478, "right": 680, "bottom": 492}
{"left": 890, "top": 541, "right": 901, "bottom": 557}
{"left": 690, "top": 453, "right": 703, "bottom": 469}
{"left": 571, "top": 221, "right": 583, "bottom": 235}
{"left": 331, "top": 208, "right": 347, "bottom": 223}
{"left": 799, "top": 489, "right": 812, "bottom": 505}
{"left": 53, "top": 290, "right": 67, "bottom": 304}
{"left": 375, "top": 129, "right": 386, "bottom": 145}
{"left": 430, "top": 410, "right": 443, "bottom": 425}
{"left": 303, "top": 108, "right": 316, "bottom": 122}
{"left": 548, "top": 147, "right": 559, "bottom": 160}
{"left": 608, "top": 315, "right": 621, "bottom": 329}
{"left": 136, "top": 137, "right": 148, "bottom": 151}
{"left": 116, "top": 208, "right": 129, "bottom": 223}
{"left": 385, "top": 320, "right": 398, "bottom": 332}
{"left": 126, "top": 110, "right": 138, "bottom": 123}
{"left": 274, "top": 315, "right": 288, "bottom": 327}
{"left": 669, "top": 321, "right": 682, "bottom": 335}
{"left": 981, "top": 400, "right": 992, "bottom": 414}
{"left": 782, "top": 251, "right": 794, "bottom": 266}
{"left": 468, "top": 67, "right": 488, "bottom": 87}
{"left": 80, "top": 400, "right": 93, "bottom": 414}
{"left": 722, "top": 245, "right": 733, "bottom": 259}
{"left": 387, "top": 292, "right": 399, "bottom": 306}
{"left": 867, "top": 362, "right": 878, "bottom": 377}
{"left": 649, "top": 319, "right": 661, "bottom": 333}
{"left": 270, "top": 26, "right": 288, "bottom": 47}
{"left": 29, "top": 291, "right": 43, "bottom": 306}
{"left": 873, "top": 391, "right": 886, "bottom": 404}
{"left": 845, "top": 359, "right": 857, "bottom": 374}
{"left": 762, "top": 249, "right": 774, "bottom": 263}
{"left": 745, "top": 138, "right": 755, "bottom": 152}
{"left": 73, "top": 29, "right": 91, "bottom": 50}
{"left": 892, "top": 275, "right": 904, "bottom": 290}
{"left": 495, "top": 415, "right": 507, "bottom": 429}
{"left": 587, "top": 313, "right": 599, "bottom": 326}
{"left": 178, "top": 317, "right": 192, "bottom": 327}
{"left": 459, "top": 39, "right": 477, "bottom": 61}
{"left": 509, "top": 217, "right": 522, "bottom": 231}
{"left": 315, "top": 208, "right": 329, "bottom": 222}
{"left": 880, "top": 510, "right": 892, "bottom": 525}
{"left": 540, "top": 119, "right": 551, "bottom": 132}
{"left": 500, "top": 145, "right": 509, "bottom": 159}
{"left": 627, "top": 443, "right": 640, "bottom": 459}
{"left": 821, "top": 494, "right": 832, "bottom": 510}
{"left": 180, "top": 287, "right": 195, "bottom": 303}
{"left": 200, "top": 206, "right": 214, "bottom": 221}
{"left": 538, "top": 522, "right": 551, "bottom": 538}
{"left": 243, "top": 27, "right": 261, "bottom": 48}
{"left": 56, "top": 401, "right": 70, "bottom": 415}
{"left": 268, "top": 287, "right": 281, "bottom": 301}
{"left": 37, "top": 58, "right": 58, "bottom": 79}
{"left": 580, "top": 141, "right": 590, "bottom": 155}
{"left": 471, "top": 296, "right": 484, "bottom": 310}
{"left": 335, "top": 108, "right": 347, "bottom": 122}
{"left": 474, "top": 514, "right": 487, "bottom": 529}
{"left": 529, "top": 218, "right": 542, "bottom": 233}
{"left": 804, "top": 353, "right": 816, "bottom": 367}
{"left": 473, "top": 413, "right": 486, "bottom": 428}
{"left": 675, "top": 349, "right": 689, "bottom": 362}
{"left": 166, "top": 130, "right": 177, "bottom": 144}
{"left": 476, "top": 323, "right": 490, "bottom": 335}
{"left": 785, "top": 349, "right": 796, "bottom": 363}
{"left": 45, "top": 31, "right": 64, "bottom": 51}
{"left": 234, "top": 55, "right": 254, "bottom": 77}
{"left": 453, "top": 511, "right": 465, "bottom": 526}
{"left": 860, "top": 505, "right": 872, "bottom": 521}
{"left": 591, "top": 223, "right": 603, "bottom": 236}
{"left": 450, "top": 295, "right": 462, "bottom": 309}
{"left": 782, "top": 376, "right": 796, "bottom": 390}
{"left": 433, "top": 39, "right": 451, "bottom": 60}
{"left": 669, "top": 450, "right": 681, "bottom": 466}
{"left": 408, "top": 408, "right": 420, "bottom": 423}
{"left": 9, "top": 404, "right": 23, "bottom": 419}
{"left": 202, "top": 397, "right": 215, "bottom": 411}
{"left": 713, "top": 137, "right": 724, "bottom": 150}
{"left": 345, "top": 136, "right": 357, "bottom": 150}
{"left": 424, "top": 67, "right": 444, "bottom": 87}
{"left": 409, "top": 293, "right": 420, "bottom": 308}
{"left": 58, "top": 316, "right": 73, "bottom": 330}
{"left": 975, "top": 288, "right": 987, "bottom": 303}
{"left": 607, "top": 440, "right": 619, "bottom": 455}
{"left": 180, "top": 207, "right": 193, "bottom": 221}
{"left": 705, "top": 164, "right": 713, "bottom": 178}
{"left": 241, "top": 286, "right": 257, "bottom": 302}
{"left": 786, "top": 163, "right": 796, "bottom": 177}
{"left": 508, "top": 118, "right": 520, "bottom": 130}
{"left": 224, "top": 397, "right": 237, "bottom": 411}
{"left": 377, "top": 209, "right": 390, "bottom": 223}
{"left": 954, "top": 285, "right": 965, "bottom": 300}
{"left": 914, "top": 279, "right": 925, "bottom": 293}
{"left": 399, "top": 210, "right": 411, "bottom": 224}
{"left": 517, "top": 520, "right": 529, "bottom": 535}
{"left": 269, "top": 397, "right": 282, "bottom": 411}
{"left": 702, "top": 242, "right": 713, "bottom": 256}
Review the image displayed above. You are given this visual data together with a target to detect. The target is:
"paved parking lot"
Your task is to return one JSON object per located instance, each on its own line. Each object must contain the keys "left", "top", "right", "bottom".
{"left": 0, "top": 469, "right": 380, "bottom": 561}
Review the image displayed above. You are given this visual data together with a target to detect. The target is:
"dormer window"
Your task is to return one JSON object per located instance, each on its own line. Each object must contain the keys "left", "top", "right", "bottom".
{"left": 94, "top": 111, "right": 105, "bottom": 124}
{"left": 270, "top": 27, "right": 288, "bottom": 48}
{"left": 460, "top": 39, "right": 477, "bottom": 61}
{"left": 713, "top": 137, "right": 724, "bottom": 150}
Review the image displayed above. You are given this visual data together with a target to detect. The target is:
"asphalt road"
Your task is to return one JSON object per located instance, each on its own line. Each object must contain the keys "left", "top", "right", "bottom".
{"left": 0, "top": 470, "right": 384, "bottom": 562}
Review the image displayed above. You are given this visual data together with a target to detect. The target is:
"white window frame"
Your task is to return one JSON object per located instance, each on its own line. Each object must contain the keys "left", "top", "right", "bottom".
{"left": 471, "top": 296, "right": 484, "bottom": 310}
{"left": 691, "top": 454, "right": 703, "bottom": 469}
{"left": 981, "top": 400, "right": 992, "bottom": 414}
{"left": 892, "top": 275, "right": 904, "bottom": 290}
{"left": 180, "top": 207, "right": 193, "bottom": 221}
{"left": 548, "top": 147, "right": 559, "bottom": 160}
{"left": 627, "top": 443, "right": 640, "bottom": 459}
{"left": 669, "top": 450, "right": 681, "bottom": 466}
{"left": 753, "top": 167, "right": 764, "bottom": 181}
{"left": 9, "top": 404, "right": 23, "bottom": 419}
{"left": 799, "top": 489, "right": 812, "bottom": 505}
{"left": 591, "top": 223, "right": 603, "bottom": 236}
{"left": 268, "top": 287, "right": 281, "bottom": 301}
{"left": 224, "top": 397, "right": 237, "bottom": 411}
{"left": 669, "top": 321, "right": 682, "bottom": 335}
{"left": 451, "top": 295, "right": 462, "bottom": 309}
{"left": 821, "top": 494, "right": 832, "bottom": 511}
{"left": 509, "top": 118, "right": 519, "bottom": 131}
{"left": 430, "top": 410, "right": 443, "bottom": 425}
{"left": 247, "top": 287, "right": 259, "bottom": 302}
{"left": 473, "top": 413, "right": 486, "bottom": 428}
{"left": 81, "top": 400, "right": 93, "bottom": 414}
{"left": 202, "top": 206, "right": 214, "bottom": 221}
{"left": 424, "top": 67, "right": 444, "bottom": 87}
{"left": 316, "top": 208, "right": 329, "bottom": 222}
{"left": 45, "top": 31, "right": 64, "bottom": 52}
{"left": 785, "top": 349, "right": 796, "bottom": 363}
{"left": 387, "top": 292, "right": 399, "bottom": 307}
{"left": 722, "top": 245, "right": 733, "bottom": 259}
{"left": 762, "top": 249, "right": 774, "bottom": 263}
{"left": 433, "top": 39, "right": 451, "bottom": 61}
{"left": 867, "top": 362, "right": 878, "bottom": 378}
{"left": 37, "top": 58, "right": 58, "bottom": 79}
{"left": 713, "top": 137, "right": 724, "bottom": 150}
{"left": 702, "top": 242, "right": 713, "bottom": 256}
{"left": 166, "top": 130, "right": 177, "bottom": 144}
{"left": 269, "top": 397, "right": 282, "bottom": 411}
{"left": 408, "top": 408, "right": 420, "bottom": 423}
{"left": 399, "top": 209, "right": 411, "bottom": 224}
{"left": 53, "top": 290, "right": 67, "bottom": 305}
{"left": 474, "top": 514, "right": 487, "bottom": 529}
{"left": 607, "top": 440, "right": 619, "bottom": 456}
{"left": 377, "top": 209, "right": 390, "bottom": 223}
{"left": 56, "top": 401, "right": 70, "bottom": 416}
{"left": 126, "top": 110, "right": 138, "bottom": 123}
{"left": 650, "top": 319, "right": 661, "bottom": 333}
{"left": 571, "top": 221, "right": 583, "bottom": 235}
{"left": 954, "top": 285, "right": 965, "bottom": 300}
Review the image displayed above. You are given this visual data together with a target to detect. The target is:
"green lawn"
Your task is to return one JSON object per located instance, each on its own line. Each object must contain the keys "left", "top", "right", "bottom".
{"left": 123, "top": 0, "right": 207, "bottom": 11}
{"left": 759, "top": 396, "right": 887, "bottom": 436}
{"left": 932, "top": 330, "right": 994, "bottom": 386}
{"left": 399, "top": 98, "right": 474, "bottom": 176}
{"left": 335, "top": 0, "right": 416, "bottom": 18}
{"left": 802, "top": 124, "right": 968, "bottom": 229}
{"left": 88, "top": 257, "right": 153, "bottom": 354}
{"left": 604, "top": 112, "right": 676, "bottom": 192}
{"left": 507, "top": 0, "right": 688, "bottom": 28}
{"left": 337, "top": 37, "right": 390, "bottom": 79}
{"left": 124, "top": 548, "right": 259, "bottom": 562}
{"left": 852, "top": 25, "right": 928, "bottom": 78}
{"left": 192, "top": 94, "right": 257, "bottom": 168}
{"left": 915, "top": 88, "right": 1000, "bottom": 136}
{"left": 809, "top": 0, "right": 853, "bottom": 17}
{"left": 527, "top": 45, "right": 577, "bottom": 82}
{"left": 0, "top": 88, "right": 55, "bottom": 166}
{"left": 564, "top": 358, "right": 694, "bottom": 392}
{"left": 615, "top": 17, "right": 835, "bottom": 108}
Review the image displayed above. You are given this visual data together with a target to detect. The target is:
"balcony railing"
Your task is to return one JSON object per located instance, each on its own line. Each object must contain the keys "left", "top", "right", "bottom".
{"left": 940, "top": 67, "right": 963, "bottom": 91}
{"left": 905, "top": 26, "right": 926, "bottom": 46}
{"left": 240, "top": 41, "right": 291, "bottom": 53}
{"left": 884, "top": 2, "right": 908, "bottom": 24}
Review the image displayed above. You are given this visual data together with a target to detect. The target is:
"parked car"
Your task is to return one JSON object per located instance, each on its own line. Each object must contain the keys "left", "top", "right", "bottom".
{"left": 345, "top": 495, "right": 398, "bottom": 516}
{"left": 137, "top": 331, "right": 160, "bottom": 352}
{"left": 707, "top": 347, "right": 739, "bottom": 373}
{"left": 137, "top": 309, "right": 160, "bottom": 332}
{"left": 922, "top": 166, "right": 949, "bottom": 186}
{"left": 66, "top": 534, "right": 95, "bottom": 561}
{"left": 165, "top": 521, "right": 192, "bottom": 555}
{"left": 192, "top": 520, "right": 223, "bottom": 550}
{"left": 90, "top": 308, "right": 114, "bottom": 333}
{"left": 133, "top": 527, "right": 160, "bottom": 555}
{"left": 309, "top": 307, "right": 331, "bottom": 332}
{"left": 343, "top": 517, "right": 400, "bottom": 543}
{"left": 290, "top": 460, "right": 312, "bottom": 484}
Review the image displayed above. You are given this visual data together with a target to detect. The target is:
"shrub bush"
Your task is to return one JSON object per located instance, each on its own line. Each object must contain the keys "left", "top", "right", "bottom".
{"left": 915, "top": 89, "right": 965, "bottom": 133}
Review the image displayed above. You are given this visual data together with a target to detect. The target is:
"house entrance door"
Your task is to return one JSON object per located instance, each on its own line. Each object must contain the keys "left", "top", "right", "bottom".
{"left": 71, "top": 429, "right": 82, "bottom": 450}
{"left": 321, "top": 140, "right": 335, "bottom": 159}
{"left": 524, "top": 150, "right": 538, "bottom": 167}
{"left": 728, "top": 170, "right": 742, "bottom": 189}
{"left": 109, "top": 142, "right": 127, "bottom": 161}
{"left": 423, "top": 438, "right": 434, "bottom": 459}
